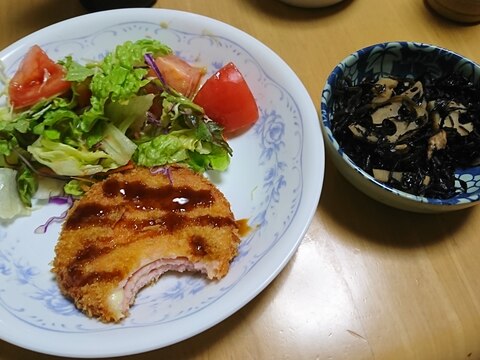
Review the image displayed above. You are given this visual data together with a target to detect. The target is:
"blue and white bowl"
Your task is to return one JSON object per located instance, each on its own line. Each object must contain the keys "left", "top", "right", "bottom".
{"left": 321, "top": 41, "right": 480, "bottom": 213}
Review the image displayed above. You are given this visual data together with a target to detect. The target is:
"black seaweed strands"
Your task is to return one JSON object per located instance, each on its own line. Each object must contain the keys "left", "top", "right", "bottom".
{"left": 331, "top": 73, "right": 480, "bottom": 199}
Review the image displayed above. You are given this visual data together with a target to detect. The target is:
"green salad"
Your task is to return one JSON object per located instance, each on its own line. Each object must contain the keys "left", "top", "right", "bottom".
{"left": 0, "top": 39, "right": 233, "bottom": 219}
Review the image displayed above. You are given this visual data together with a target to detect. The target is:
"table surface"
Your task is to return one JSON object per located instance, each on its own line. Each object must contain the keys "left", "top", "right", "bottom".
{"left": 1, "top": 0, "right": 480, "bottom": 359}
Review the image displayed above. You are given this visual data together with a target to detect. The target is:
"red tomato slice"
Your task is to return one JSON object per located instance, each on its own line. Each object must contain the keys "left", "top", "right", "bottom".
{"left": 8, "top": 45, "right": 71, "bottom": 110}
{"left": 152, "top": 54, "right": 205, "bottom": 98}
{"left": 193, "top": 62, "right": 258, "bottom": 136}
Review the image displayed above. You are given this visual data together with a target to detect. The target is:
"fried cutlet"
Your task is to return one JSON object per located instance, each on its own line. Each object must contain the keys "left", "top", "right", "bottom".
{"left": 52, "top": 165, "right": 240, "bottom": 322}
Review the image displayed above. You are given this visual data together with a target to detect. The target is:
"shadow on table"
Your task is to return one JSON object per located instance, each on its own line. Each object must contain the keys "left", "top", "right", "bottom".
{"left": 243, "top": 0, "right": 355, "bottom": 21}
{"left": 317, "top": 158, "right": 473, "bottom": 249}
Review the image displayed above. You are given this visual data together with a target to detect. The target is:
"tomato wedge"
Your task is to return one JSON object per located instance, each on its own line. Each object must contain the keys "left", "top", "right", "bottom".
{"left": 8, "top": 45, "right": 71, "bottom": 110}
{"left": 193, "top": 62, "right": 258, "bottom": 136}
{"left": 151, "top": 54, "right": 205, "bottom": 98}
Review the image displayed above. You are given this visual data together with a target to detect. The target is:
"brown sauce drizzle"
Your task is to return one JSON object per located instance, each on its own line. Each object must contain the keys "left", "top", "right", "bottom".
{"left": 65, "top": 180, "right": 217, "bottom": 230}
{"left": 65, "top": 203, "right": 115, "bottom": 229}
{"left": 62, "top": 177, "right": 240, "bottom": 288}
{"left": 236, "top": 218, "right": 252, "bottom": 237}
{"left": 64, "top": 213, "right": 236, "bottom": 284}
{"left": 102, "top": 178, "right": 213, "bottom": 212}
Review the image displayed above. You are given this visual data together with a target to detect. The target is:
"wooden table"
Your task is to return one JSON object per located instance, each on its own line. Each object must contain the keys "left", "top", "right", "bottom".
{"left": 1, "top": 0, "right": 480, "bottom": 359}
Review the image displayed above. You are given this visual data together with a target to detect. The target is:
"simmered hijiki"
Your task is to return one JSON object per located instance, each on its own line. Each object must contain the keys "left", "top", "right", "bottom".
{"left": 331, "top": 73, "right": 480, "bottom": 199}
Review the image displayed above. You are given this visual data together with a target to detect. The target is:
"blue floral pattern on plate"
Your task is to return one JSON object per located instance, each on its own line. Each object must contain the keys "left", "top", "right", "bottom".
{"left": 0, "top": 11, "right": 322, "bottom": 355}
{"left": 0, "top": 22, "right": 299, "bottom": 329}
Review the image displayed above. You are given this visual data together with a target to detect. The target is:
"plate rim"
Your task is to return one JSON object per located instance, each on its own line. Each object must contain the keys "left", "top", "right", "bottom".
{"left": 0, "top": 8, "right": 325, "bottom": 357}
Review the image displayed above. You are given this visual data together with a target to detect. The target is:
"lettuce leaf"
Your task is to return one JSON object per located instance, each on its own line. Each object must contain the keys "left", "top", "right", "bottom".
{"left": 80, "top": 39, "right": 172, "bottom": 132}
{"left": 99, "top": 123, "right": 137, "bottom": 165}
{"left": 105, "top": 94, "right": 154, "bottom": 133}
{"left": 0, "top": 168, "right": 30, "bottom": 219}
{"left": 28, "top": 136, "right": 118, "bottom": 176}
{"left": 129, "top": 86, "right": 233, "bottom": 172}
{"left": 64, "top": 179, "right": 86, "bottom": 197}
{"left": 133, "top": 129, "right": 230, "bottom": 171}
{"left": 16, "top": 165, "right": 38, "bottom": 207}
{"left": 60, "top": 56, "right": 95, "bottom": 82}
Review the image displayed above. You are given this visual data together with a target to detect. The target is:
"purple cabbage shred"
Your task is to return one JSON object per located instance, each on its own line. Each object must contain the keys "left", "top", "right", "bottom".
{"left": 34, "top": 196, "right": 74, "bottom": 234}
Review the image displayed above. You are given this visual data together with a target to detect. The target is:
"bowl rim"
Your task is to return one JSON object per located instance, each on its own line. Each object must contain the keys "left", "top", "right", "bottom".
{"left": 320, "top": 40, "right": 480, "bottom": 207}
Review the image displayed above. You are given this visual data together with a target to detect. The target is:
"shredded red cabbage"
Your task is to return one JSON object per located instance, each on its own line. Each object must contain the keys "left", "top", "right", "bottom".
{"left": 144, "top": 52, "right": 167, "bottom": 87}
{"left": 48, "top": 195, "right": 73, "bottom": 205}
{"left": 34, "top": 196, "right": 74, "bottom": 234}
{"left": 150, "top": 166, "right": 173, "bottom": 185}
{"left": 146, "top": 111, "right": 161, "bottom": 126}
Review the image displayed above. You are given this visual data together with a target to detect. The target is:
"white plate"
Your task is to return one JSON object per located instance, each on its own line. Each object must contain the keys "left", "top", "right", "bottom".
{"left": 0, "top": 9, "right": 324, "bottom": 358}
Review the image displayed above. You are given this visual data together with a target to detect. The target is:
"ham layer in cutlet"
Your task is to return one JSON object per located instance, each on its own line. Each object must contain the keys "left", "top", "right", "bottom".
{"left": 52, "top": 165, "right": 240, "bottom": 322}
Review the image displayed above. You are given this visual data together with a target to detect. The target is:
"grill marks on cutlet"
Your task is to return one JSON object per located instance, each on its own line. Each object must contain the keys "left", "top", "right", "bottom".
{"left": 61, "top": 171, "right": 237, "bottom": 289}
